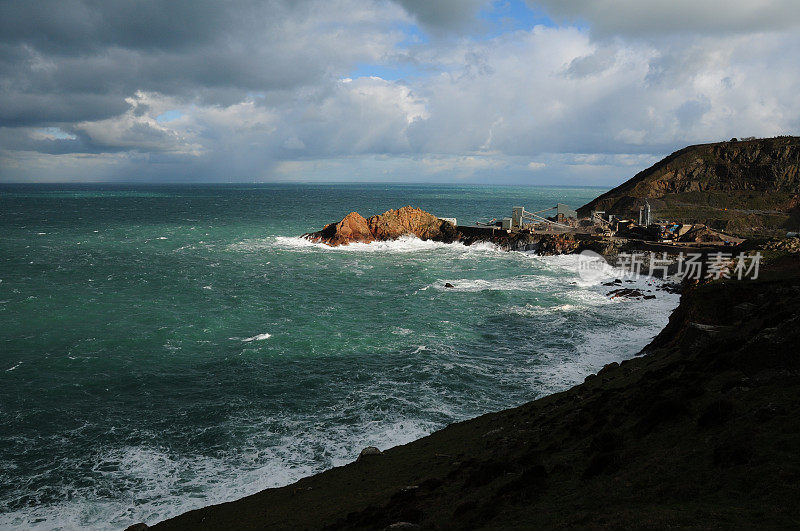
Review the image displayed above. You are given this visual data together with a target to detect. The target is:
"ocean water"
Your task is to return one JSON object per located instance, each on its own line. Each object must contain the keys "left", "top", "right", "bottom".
{"left": 0, "top": 184, "right": 679, "bottom": 529}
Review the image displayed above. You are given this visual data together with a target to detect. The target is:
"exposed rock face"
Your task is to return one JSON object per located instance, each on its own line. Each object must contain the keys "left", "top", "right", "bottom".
{"left": 576, "top": 136, "right": 800, "bottom": 236}
{"left": 311, "top": 211, "right": 375, "bottom": 246}
{"left": 678, "top": 225, "right": 725, "bottom": 243}
{"left": 535, "top": 234, "right": 580, "bottom": 255}
{"left": 368, "top": 207, "right": 449, "bottom": 241}
{"left": 763, "top": 236, "right": 800, "bottom": 253}
{"left": 534, "top": 234, "right": 625, "bottom": 257}
{"left": 305, "top": 206, "right": 459, "bottom": 246}
{"left": 357, "top": 446, "right": 382, "bottom": 461}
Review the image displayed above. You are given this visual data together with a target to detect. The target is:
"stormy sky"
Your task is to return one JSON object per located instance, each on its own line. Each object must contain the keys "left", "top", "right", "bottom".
{"left": 1, "top": 0, "right": 799, "bottom": 184}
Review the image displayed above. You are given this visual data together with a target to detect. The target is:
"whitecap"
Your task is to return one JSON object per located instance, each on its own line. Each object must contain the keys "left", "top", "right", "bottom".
{"left": 241, "top": 333, "right": 271, "bottom": 342}
{"left": 272, "top": 235, "right": 503, "bottom": 255}
{"left": 0, "top": 413, "right": 438, "bottom": 530}
{"left": 429, "top": 276, "right": 550, "bottom": 293}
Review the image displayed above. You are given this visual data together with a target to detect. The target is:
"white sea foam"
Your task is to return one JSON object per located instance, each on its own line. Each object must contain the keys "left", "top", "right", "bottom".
{"left": 523, "top": 278, "right": 680, "bottom": 395}
{"left": 271, "top": 235, "right": 503, "bottom": 255}
{"left": 0, "top": 238, "right": 682, "bottom": 530}
{"left": 0, "top": 417, "right": 437, "bottom": 530}
{"left": 241, "top": 333, "right": 271, "bottom": 342}
{"left": 428, "top": 275, "right": 551, "bottom": 292}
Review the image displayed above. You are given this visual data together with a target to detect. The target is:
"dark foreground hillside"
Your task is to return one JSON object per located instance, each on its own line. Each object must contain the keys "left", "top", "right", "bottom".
{"left": 149, "top": 254, "right": 800, "bottom": 529}
{"left": 577, "top": 136, "right": 800, "bottom": 236}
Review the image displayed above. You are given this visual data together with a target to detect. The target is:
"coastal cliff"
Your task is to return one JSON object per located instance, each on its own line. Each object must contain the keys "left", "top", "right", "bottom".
{"left": 577, "top": 136, "right": 800, "bottom": 236}
{"left": 149, "top": 253, "right": 800, "bottom": 529}
{"left": 140, "top": 142, "right": 800, "bottom": 529}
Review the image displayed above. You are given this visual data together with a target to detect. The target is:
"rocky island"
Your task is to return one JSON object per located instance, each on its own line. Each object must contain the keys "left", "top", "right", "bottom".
{"left": 304, "top": 206, "right": 460, "bottom": 246}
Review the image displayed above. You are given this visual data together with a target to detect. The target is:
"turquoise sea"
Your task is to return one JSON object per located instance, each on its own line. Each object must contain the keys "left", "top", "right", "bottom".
{"left": 0, "top": 184, "right": 679, "bottom": 528}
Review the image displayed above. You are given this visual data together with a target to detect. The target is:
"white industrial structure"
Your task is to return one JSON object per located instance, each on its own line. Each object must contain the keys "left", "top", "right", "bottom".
{"left": 638, "top": 201, "right": 651, "bottom": 226}
{"left": 510, "top": 205, "right": 574, "bottom": 231}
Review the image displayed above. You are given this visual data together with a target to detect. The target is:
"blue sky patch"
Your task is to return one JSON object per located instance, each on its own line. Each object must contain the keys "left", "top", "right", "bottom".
{"left": 156, "top": 110, "right": 183, "bottom": 123}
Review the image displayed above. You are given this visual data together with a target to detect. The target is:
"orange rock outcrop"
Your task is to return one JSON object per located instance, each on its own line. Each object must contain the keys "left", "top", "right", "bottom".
{"left": 304, "top": 206, "right": 458, "bottom": 246}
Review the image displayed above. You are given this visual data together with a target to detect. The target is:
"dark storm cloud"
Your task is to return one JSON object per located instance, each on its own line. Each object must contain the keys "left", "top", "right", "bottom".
{"left": 0, "top": 0, "right": 227, "bottom": 54}
{"left": 394, "top": 0, "right": 488, "bottom": 31}
{"left": 0, "top": 0, "right": 401, "bottom": 127}
{"left": 0, "top": 126, "right": 124, "bottom": 155}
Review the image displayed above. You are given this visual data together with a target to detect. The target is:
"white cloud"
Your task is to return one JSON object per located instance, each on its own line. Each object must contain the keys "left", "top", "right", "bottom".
{"left": 405, "top": 26, "right": 800, "bottom": 159}
{"left": 2, "top": 1, "right": 800, "bottom": 184}
{"left": 74, "top": 92, "right": 203, "bottom": 154}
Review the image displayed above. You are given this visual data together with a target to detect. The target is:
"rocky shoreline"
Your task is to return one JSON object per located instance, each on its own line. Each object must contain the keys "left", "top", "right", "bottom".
{"left": 129, "top": 212, "right": 800, "bottom": 530}
{"left": 301, "top": 204, "right": 736, "bottom": 260}
{"left": 302, "top": 205, "right": 615, "bottom": 254}
{"left": 144, "top": 250, "right": 800, "bottom": 530}
{"left": 303, "top": 205, "right": 742, "bottom": 300}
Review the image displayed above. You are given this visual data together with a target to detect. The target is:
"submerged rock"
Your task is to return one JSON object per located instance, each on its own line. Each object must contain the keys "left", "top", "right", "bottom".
{"left": 607, "top": 288, "right": 646, "bottom": 299}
